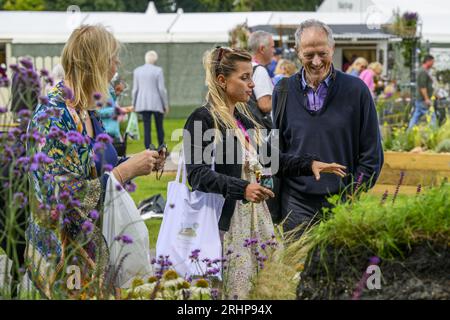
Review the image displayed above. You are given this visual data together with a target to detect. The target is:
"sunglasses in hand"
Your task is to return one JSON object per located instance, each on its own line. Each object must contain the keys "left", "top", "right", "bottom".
{"left": 148, "top": 143, "right": 167, "bottom": 180}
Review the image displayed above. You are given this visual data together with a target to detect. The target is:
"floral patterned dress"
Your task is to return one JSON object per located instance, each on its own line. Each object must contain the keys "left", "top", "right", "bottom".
{"left": 26, "top": 82, "right": 116, "bottom": 298}
{"left": 222, "top": 123, "right": 277, "bottom": 300}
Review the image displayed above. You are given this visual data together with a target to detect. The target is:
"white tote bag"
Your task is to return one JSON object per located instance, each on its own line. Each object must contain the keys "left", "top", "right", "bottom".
{"left": 102, "top": 173, "right": 152, "bottom": 288}
{"left": 156, "top": 150, "right": 225, "bottom": 278}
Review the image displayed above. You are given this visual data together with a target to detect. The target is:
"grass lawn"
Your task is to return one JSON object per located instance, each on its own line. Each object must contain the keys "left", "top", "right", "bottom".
{"left": 121, "top": 108, "right": 192, "bottom": 154}
{"left": 129, "top": 172, "right": 177, "bottom": 249}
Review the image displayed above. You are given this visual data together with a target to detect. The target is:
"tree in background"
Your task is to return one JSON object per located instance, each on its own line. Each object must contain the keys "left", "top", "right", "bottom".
{"left": 3, "top": 0, "right": 45, "bottom": 10}
{"left": 1, "top": 0, "right": 324, "bottom": 12}
{"left": 44, "top": 0, "right": 125, "bottom": 11}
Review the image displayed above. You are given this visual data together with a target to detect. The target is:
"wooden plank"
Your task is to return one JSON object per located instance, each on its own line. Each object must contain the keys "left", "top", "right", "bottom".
{"left": 378, "top": 168, "right": 450, "bottom": 186}
{"left": 384, "top": 151, "right": 450, "bottom": 171}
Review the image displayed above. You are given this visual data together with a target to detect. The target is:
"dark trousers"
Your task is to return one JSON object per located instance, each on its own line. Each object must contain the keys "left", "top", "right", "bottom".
{"left": 139, "top": 111, "right": 165, "bottom": 149}
{"left": 281, "top": 190, "right": 333, "bottom": 237}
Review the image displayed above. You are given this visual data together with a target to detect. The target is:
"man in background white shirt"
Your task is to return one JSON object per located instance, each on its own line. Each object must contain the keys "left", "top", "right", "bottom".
{"left": 248, "top": 31, "right": 275, "bottom": 130}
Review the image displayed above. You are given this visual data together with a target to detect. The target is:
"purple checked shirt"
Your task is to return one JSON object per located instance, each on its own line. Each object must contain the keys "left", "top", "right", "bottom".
{"left": 300, "top": 68, "right": 332, "bottom": 111}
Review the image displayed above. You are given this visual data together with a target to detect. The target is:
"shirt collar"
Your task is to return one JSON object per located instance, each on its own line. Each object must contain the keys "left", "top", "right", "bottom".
{"left": 300, "top": 65, "right": 334, "bottom": 90}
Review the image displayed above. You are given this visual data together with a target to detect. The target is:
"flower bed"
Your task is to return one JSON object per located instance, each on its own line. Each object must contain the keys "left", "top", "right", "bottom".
{"left": 294, "top": 184, "right": 450, "bottom": 300}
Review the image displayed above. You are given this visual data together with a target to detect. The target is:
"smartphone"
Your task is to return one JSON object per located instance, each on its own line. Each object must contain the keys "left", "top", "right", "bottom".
{"left": 259, "top": 174, "right": 274, "bottom": 190}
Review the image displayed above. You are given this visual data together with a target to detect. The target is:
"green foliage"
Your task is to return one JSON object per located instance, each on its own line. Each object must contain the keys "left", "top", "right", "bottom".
{"left": 382, "top": 119, "right": 450, "bottom": 152}
{"left": 44, "top": 0, "right": 125, "bottom": 11}
{"left": 3, "top": 0, "right": 45, "bottom": 10}
{"left": 436, "top": 69, "right": 450, "bottom": 84}
{"left": 435, "top": 139, "right": 450, "bottom": 153}
{"left": 305, "top": 183, "right": 450, "bottom": 260}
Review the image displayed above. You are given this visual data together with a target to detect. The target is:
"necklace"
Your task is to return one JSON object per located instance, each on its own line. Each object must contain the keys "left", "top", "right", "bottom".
{"left": 79, "top": 109, "right": 89, "bottom": 122}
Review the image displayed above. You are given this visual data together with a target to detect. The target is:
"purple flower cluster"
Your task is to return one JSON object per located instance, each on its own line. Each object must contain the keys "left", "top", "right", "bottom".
{"left": 47, "top": 126, "right": 67, "bottom": 141}
{"left": 151, "top": 255, "right": 173, "bottom": 279}
{"left": 403, "top": 11, "right": 418, "bottom": 22}
{"left": 62, "top": 86, "right": 74, "bottom": 101}
{"left": 189, "top": 249, "right": 201, "bottom": 261}
{"left": 67, "top": 130, "right": 85, "bottom": 145}
{"left": 392, "top": 171, "right": 405, "bottom": 204}
{"left": 19, "top": 58, "right": 34, "bottom": 70}
{"left": 39, "top": 95, "right": 50, "bottom": 105}
{"left": 89, "top": 210, "right": 99, "bottom": 220}
{"left": 13, "top": 192, "right": 28, "bottom": 208}
{"left": 82, "top": 220, "right": 94, "bottom": 234}
{"left": 380, "top": 190, "right": 389, "bottom": 205}
{"left": 95, "top": 133, "right": 113, "bottom": 144}
{"left": 93, "top": 92, "right": 102, "bottom": 100}
{"left": 0, "top": 64, "right": 9, "bottom": 87}
{"left": 124, "top": 181, "right": 137, "bottom": 193}
{"left": 28, "top": 152, "right": 54, "bottom": 171}
{"left": 243, "top": 236, "right": 278, "bottom": 270}
{"left": 114, "top": 234, "right": 133, "bottom": 244}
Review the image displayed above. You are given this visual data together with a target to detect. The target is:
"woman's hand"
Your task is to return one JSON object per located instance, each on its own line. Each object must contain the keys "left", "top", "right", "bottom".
{"left": 113, "top": 150, "right": 160, "bottom": 183}
{"left": 244, "top": 183, "right": 275, "bottom": 203}
{"left": 311, "top": 161, "right": 347, "bottom": 181}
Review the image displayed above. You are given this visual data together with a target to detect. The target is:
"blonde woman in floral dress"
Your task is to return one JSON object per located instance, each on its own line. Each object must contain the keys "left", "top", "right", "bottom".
{"left": 183, "top": 47, "right": 346, "bottom": 299}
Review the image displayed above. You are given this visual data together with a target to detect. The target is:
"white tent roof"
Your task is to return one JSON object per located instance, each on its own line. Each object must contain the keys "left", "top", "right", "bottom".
{"left": 318, "top": 0, "right": 450, "bottom": 43}
{"left": 0, "top": 11, "right": 176, "bottom": 43}
{"left": 0, "top": 4, "right": 449, "bottom": 44}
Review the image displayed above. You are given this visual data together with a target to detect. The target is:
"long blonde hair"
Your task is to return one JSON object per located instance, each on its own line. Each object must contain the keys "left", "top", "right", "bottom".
{"left": 61, "top": 25, "right": 120, "bottom": 111}
{"left": 203, "top": 47, "right": 262, "bottom": 145}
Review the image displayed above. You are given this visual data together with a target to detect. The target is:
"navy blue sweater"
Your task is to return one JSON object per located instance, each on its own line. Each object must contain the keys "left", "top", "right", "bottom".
{"left": 272, "top": 69, "right": 384, "bottom": 197}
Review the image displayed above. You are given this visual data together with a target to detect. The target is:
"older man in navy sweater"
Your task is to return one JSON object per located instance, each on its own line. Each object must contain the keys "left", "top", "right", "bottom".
{"left": 272, "top": 20, "right": 384, "bottom": 233}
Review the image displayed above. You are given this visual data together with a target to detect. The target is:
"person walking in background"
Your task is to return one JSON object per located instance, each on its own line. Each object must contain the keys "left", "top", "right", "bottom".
{"left": 247, "top": 31, "right": 275, "bottom": 130}
{"left": 408, "top": 55, "right": 437, "bottom": 129}
{"left": 359, "top": 61, "right": 383, "bottom": 97}
{"left": 346, "top": 57, "right": 368, "bottom": 77}
{"left": 132, "top": 50, "right": 169, "bottom": 149}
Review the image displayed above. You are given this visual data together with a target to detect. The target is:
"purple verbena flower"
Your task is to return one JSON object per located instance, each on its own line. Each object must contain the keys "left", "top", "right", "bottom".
{"left": 70, "top": 199, "right": 81, "bottom": 208}
{"left": 93, "top": 92, "right": 102, "bottom": 100}
{"left": 82, "top": 220, "right": 94, "bottom": 234}
{"left": 124, "top": 181, "right": 137, "bottom": 193}
{"left": 55, "top": 203, "right": 66, "bottom": 213}
{"left": 62, "top": 86, "right": 73, "bottom": 100}
{"left": 19, "top": 58, "right": 34, "bottom": 70}
{"left": 39, "top": 95, "right": 50, "bottom": 105}
{"left": 40, "top": 69, "right": 49, "bottom": 77}
{"left": 369, "top": 256, "right": 381, "bottom": 265}
{"left": 95, "top": 133, "right": 113, "bottom": 144}
{"left": 89, "top": 210, "right": 99, "bottom": 220}
{"left": 67, "top": 131, "right": 85, "bottom": 145}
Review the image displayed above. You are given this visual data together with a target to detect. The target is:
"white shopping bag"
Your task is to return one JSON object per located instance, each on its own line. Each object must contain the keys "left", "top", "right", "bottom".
{"left": 102, "top": 173, "right": 152, "bottom": 288}
{"left": 156, "top": 150, "right": 224, "bottom": 278}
